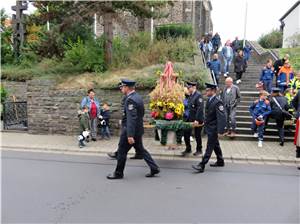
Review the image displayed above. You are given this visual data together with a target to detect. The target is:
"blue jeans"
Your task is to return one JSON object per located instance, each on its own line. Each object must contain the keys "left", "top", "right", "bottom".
{"left": 251, "top": 117, "right": 265, "bottom": 141}
{"left": 100, "top": 126, "right": 111, "bottom": 138}
{"left": 263, "top": 80, "right": 273, "bottom": 93}
{"left": 223, "top": 57, "right": 232, "bottom": 74}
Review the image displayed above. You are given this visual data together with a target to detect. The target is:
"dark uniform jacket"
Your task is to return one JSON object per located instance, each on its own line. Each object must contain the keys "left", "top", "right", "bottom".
{"left": 292, "top": 90, "right": 300, "bottom": 118}
{"left": 234, "top": 55, "right": 247, "bottom": 73}
{"left": 205, "top": 96, "right": 226, "bottom": 134}
{"left": 122, "top": 91, "right": 144, "bottom": 137}
{"left": 186, "top": 91, "right": 204, "bottom": 123}
{"left": 270, "top": 96, "right": 289, "bottom": 120}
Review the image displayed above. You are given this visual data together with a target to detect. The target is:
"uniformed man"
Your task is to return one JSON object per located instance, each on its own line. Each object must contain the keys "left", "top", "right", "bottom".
{"left": 192, "top": 83, "right": 226, "bottom": 173}
{"left": 107, "top": 79, "right": 160, "bottom": 179}
{"left": 107, "top": 82, "right": 143, "bottom": 160}
{"left": 265, "top": 87, "right": 290, "bottom": 146}
{"left": 181, "top": 81, "right": 204, "bottom": 156}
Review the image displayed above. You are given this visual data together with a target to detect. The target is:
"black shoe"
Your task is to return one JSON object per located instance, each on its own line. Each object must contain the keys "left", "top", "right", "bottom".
{"left": 210, "top": 161, "right": 225, "bottom": 167}
{"left": 192, "top": 163, "right": 205, "bottom": 173}
{"left": 106, "top": 173, "right": 123, "bottom": 180}
{"left": 298, "top": 167, "right": 300, "bottom": 170}
{"left": 193, "top": 151, "right": 202, "bottom": 156}
{"left": 181, "top": 150, "right": 191, "bottom": 157}
{"left": 107, "top": 152, "right": 117, "bottom": 159}
{"left": 130, "top": 154, "right": 143, "bottom": 160}
{"left": 145, "top": 169, "right": 160, "bottom": 178}
{"left": 92, "top": 138, "right": 97, "bottom": 142}
{"left": 279, "top": 141, "right": 284, "bottom": 146}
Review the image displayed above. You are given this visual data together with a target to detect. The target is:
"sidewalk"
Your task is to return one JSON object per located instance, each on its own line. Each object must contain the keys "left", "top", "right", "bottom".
{"left": 1, "top": 132, "right": 298, "bottom": 166}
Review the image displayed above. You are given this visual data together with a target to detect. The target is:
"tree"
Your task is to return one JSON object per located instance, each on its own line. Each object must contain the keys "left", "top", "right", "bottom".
{"left": 258, "top": 29, "right": 283, "bottom": 49}
{"left": 70, "top": 1, "right": 171, "bottom": 65}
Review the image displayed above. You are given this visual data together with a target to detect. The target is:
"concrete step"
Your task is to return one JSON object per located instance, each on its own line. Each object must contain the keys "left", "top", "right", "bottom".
{"left": 221, "top": 133, "right": 294, "bottom": 142}
{"left": 234, "top": 127, "right": 295, "bottom": 136}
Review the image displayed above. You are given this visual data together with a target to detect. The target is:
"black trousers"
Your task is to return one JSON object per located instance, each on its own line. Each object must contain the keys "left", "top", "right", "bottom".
{"left": 184, "top": 127, "right": 202, "bottom": 152}
{"left": 115, "top": 128, "right": 159, "bottom": 176}
{"left": 201, "top": 131, "right": 224, "bottom": 165}
{"left": 266, "top": 115, "right": 284, "bottom": 142}
{"left": 236, "top": 71, "right": 243, "bottom": 80}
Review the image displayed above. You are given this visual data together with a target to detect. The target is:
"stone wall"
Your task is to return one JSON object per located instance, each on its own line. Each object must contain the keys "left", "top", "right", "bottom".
{"left": 2, "top": 81, "right": 27, "bottom": 102}
{"left": 26, "top": 79, "right": 152, "bottom": 136}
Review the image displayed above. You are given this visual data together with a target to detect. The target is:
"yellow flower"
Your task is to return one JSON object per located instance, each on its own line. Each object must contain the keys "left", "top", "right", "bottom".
{"left": 157, "top": 101, "right": 163, "bottom": 107}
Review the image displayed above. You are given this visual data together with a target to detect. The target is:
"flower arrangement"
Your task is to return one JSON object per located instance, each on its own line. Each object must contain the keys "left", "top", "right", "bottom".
{"left": 149, "top": 61, "right": 185, "bottom": 121}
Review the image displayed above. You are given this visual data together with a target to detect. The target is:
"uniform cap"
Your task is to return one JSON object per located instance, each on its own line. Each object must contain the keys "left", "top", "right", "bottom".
{"left": 271, "top": 87, "right": 280, "bottom": 93}
{"left": 205, "top": 82, "right": 217, "bottom": 90}
{"left": 119, "top": 79, "right": 136, "bottom": 87}
{"left": 186, "top": 81, "right": 197, "bottom": 88}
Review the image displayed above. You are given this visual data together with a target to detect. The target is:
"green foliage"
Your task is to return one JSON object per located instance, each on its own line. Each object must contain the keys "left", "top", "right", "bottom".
{"left": 64, "top": 37, "right": 106, "bottom": 73}
{"left": 155, "top": 23, "right": 193, "bottom": 40}
{"left": 1, "top": 58, "right": 85, "bottom": 81}
{"left": 112, "top": 32, "right": 196, "bottom": 69}
{"left": 258, "top": 29, "right": 283, "bottom": 49}
{"left": 280, "top": 47, "right": 300, "bottom": 71}
{"left": 1, "top": 8, "right": 14, "bottom": 64}
{"left": 0, "top": 85, "right": 8, "bottom": 103}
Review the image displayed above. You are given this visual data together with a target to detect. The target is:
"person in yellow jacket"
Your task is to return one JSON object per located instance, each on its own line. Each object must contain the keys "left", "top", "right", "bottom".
{"left": 289, "top": 71, "right": 300, "bottom": 92}
{"left": 284, "top": 88, "right": 295, "bottom": 113}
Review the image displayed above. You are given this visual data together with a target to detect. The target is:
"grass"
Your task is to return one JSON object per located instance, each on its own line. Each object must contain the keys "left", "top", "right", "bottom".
{"left": 56, "top": 62, "right": 210, "bottom": 90}
{"left": 279, "top": 47, "right": 300, "bottom": 71}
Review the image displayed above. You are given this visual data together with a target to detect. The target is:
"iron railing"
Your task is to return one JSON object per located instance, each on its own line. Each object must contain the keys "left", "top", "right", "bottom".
{"left": 3, "top": 101, "right": 28, "bottom": 130}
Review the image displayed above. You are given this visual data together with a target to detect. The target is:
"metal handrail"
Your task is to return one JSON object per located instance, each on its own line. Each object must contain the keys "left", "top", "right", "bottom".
{"left": 247, "top": 40, "right": 278, "bottom": 61}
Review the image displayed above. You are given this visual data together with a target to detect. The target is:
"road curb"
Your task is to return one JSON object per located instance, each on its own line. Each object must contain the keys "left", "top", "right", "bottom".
{"left": 2, "top": 145, "right": 298, "bottom": 166}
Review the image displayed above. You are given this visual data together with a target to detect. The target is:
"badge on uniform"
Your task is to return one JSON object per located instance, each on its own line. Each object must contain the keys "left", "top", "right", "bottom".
{"left": 218, "top": 105, "right": 224, "bottom": 111}
{"left": 128, "top": 104, "right": 134, "bottom": 110}
{"left": 199, "top": 98, "right": 203, "bottom": 103}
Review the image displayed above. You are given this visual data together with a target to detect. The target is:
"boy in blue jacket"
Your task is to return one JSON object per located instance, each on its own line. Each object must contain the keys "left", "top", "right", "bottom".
{"left": 259, "top": 59, "right": 274, "bottom": 93}
{"left": 249, "top": 91, "right": 271, "bottom": 148}
{"left": 207, "top": 53, "right": 221, "bottom": 85}
{"left": 99, "top": 102, "right": 111, "bottom": 140}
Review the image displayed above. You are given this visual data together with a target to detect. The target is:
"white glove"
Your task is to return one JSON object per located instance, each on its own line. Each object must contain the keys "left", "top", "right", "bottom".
{"left": 98, "top": 115, "right": 103, "bottom": 120}
{"left": 82, "top": 131, "right": 90, "bottom": 138}
{"left": 101, "top": 120, "right": 106, "bottom": 126}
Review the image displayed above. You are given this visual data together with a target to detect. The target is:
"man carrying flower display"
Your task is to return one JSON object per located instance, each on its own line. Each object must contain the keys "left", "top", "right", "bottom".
{"left": 192, "top": 83, "right": 226, "bottom": 173}
{"left": 181, "top": 81, "right": 204, "bottom": 157}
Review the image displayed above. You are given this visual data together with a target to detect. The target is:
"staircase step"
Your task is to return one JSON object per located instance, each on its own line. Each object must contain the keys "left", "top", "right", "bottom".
{"left": 221, "top": 134, "right": 294, "bottom": 142}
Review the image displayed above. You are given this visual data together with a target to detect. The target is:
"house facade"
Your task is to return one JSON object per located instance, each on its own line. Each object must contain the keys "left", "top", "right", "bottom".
{"left": 280, "top": 1, "right": 300, "bottom": 48}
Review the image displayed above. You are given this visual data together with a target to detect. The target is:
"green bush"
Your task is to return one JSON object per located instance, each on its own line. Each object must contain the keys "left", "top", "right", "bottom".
{"left": 0, "top": 85, "right": 8, "bottom": 103}
{"left": 258, "top": 29, "right": 283, "bottom": 49}
{"left": 64, "top": 37, "right": 106, "bottom": 72}
{"left": 155, "top": 23, "right": 193, "bottom": 40}
{"left": 280, "top": 47, "right": 300, "bottom": 71}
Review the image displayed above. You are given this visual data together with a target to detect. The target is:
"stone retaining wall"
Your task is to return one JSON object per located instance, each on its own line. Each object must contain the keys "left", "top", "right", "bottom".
{"left": 26, "top": 79, "right": 152, "bottom": 136}
{"left": 2, "top": 81, "right": 27, "bottom": 102}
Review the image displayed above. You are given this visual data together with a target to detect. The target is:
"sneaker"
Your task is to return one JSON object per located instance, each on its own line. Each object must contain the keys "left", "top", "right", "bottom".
{"left": 190, "top": 136, "right": 194, "bottom": 142}
{"left": 236, "top": 79, "right": 240, "bottom": 84}
{"left": 253, "top": 133, "right": 258, "bottom": 138}
{"left": 224, "top": 73, "right": 228, "bottom": 78}
{"left": 258, "top": 140, "right": 263, "bottom": 147}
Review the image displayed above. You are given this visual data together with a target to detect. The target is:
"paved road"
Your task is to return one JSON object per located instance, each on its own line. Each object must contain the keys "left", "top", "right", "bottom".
{"left": 2, "top": 150, "right": 299, "bottom": 223}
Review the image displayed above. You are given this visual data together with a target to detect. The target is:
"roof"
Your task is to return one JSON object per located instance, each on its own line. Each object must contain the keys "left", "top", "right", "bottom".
{"left": 279, "top": 0, "right": 300, "bottom": 21}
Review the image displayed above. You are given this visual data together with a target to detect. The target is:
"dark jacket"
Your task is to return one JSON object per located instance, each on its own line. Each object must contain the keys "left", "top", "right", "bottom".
{"left": 273, "top": 58, "right": 286, "bottom": 75}
{"left": 100, "top": 109, "right": 110, "bottom": 126}
{"left": 270, "top": 96, "right": 289, "bottom": 120}
{"left": 234, "top": 55, "right": 247, "bottom": 73}
{"left": 122, "top": 91, "right": 144, "bottom": 137}
{"left": 292, "top": 90, "right": 300, "bottom": 117}
{"left": 205, "top": 96, "right": 226, "bottom": 134}
{"left": 186, "top": 91, "right": 204, "bottom": 123}
{"left": 212, "top": 34, "right": 221, "bottom": 47}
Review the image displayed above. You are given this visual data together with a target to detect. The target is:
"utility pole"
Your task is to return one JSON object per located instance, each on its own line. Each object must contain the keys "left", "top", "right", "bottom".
{"left": 11, "top": 0, "right": 28, "bottom": 59}
{"left": 243, "top": 1, "right": 248, "bottom": 48}
{"left": 150, "top": 6, "right": 154, "bottom": 42}
{"left": 46, "top": 5, "right": 50, "bottom": 31}
{"left": 94, "top": 13, "right": 97, "bottom": 39}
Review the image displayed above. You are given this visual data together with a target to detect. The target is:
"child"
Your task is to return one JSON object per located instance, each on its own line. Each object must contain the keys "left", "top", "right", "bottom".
{"left": 289, "top": 71, "right": 300, "bottom": 93}
{"left": 207, "top": 53, "right": 221, "bottom": 85}
{"left": 277, "top": 60, "right": 294, "bottom": 93}
{"left": 99, "top": 102, "right": 111, "bottom": 140}
{"left": 243, "top": 44, "right": 252, "bottom": 62}
{"left": 249, "top": 91, "right": 271, "bottom": 147}
{"left": 259, "top": 59, "right": 274, "bottom": 93}
{"left": 284, "top": 88, "right": 295, "bottom": 114}
{"left": 78, "top": 105, "right": 90, "bottom": 148}
{"left": 234, "top": 50, "right": 247, "bottom": 84}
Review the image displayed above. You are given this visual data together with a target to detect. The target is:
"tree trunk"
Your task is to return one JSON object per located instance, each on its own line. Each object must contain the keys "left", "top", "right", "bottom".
{"left": 103, "top": 12, "right": 113, "bottom": 66}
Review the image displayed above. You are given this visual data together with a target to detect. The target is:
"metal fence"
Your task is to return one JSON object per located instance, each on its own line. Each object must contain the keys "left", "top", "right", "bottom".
{"left": 3, "top": 101, "right": 28, "bottom": 130}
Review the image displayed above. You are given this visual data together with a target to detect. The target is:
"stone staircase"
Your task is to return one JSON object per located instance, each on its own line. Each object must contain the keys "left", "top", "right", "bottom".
{"left": 216, "top": 45, "right": 295, "bottom": 142}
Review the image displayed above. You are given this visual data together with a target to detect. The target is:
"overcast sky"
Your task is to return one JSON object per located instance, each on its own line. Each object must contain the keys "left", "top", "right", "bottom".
{"left": 1, "top": 0, "right": 297, "bottom": 41}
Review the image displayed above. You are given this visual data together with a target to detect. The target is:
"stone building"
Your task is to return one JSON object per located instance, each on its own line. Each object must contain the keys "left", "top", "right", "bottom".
{"left": 95, "top": 0, "right": 213, "bottom": 39}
